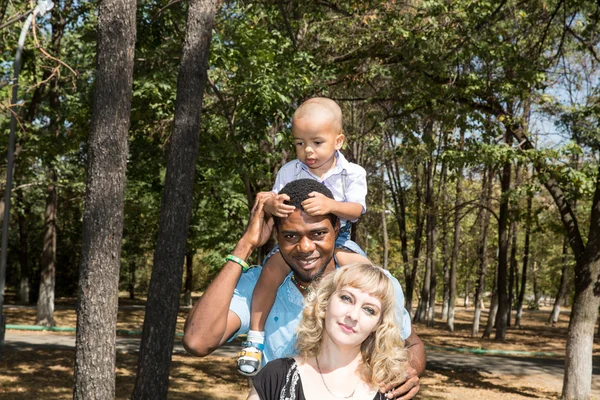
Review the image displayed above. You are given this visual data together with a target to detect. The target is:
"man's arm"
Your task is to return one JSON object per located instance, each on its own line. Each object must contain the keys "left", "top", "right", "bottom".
{"left": 183, "top": 194, "right": 274, "bottom": 356}
{"left": 379, "top": 330, "right": 425, "bottom": 399}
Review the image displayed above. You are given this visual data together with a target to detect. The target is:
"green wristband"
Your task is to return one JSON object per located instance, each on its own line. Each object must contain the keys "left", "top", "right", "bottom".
{"left": 225, "top": 254, "right": 250, "bottom": 272}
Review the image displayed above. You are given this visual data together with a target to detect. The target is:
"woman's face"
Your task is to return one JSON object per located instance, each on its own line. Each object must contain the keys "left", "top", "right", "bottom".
{"left": 324, "top": 286, "right": 382, "bottom": 349}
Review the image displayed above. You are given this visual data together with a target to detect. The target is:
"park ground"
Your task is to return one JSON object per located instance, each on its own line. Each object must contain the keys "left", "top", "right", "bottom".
{"left": 1, "top": 294, "right": 599, "bottom": 399}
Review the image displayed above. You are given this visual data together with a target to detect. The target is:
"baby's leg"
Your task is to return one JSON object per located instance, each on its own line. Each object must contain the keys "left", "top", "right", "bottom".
{"left": 250, "top": 252, "right": 290, "bottom": 331}
{"left": 237, "top": 251, "right": 290, "bottom": 376}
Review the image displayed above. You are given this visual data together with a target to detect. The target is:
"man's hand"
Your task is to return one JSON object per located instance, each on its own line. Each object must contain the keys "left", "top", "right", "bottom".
{"left": 301, "top": 191, "right": 334, "bottom": 216}
{"left": 264, "top": 193, "right": 295, "bottom": 217}
{"left": 379, "top": 365, "right": 420, "bottom": 400}
{"left": 240, "top": 192, "right": 275, "bottom": 250}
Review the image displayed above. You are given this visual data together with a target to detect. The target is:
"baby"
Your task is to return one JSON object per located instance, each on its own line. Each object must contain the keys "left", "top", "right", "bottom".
{"left": 237, "top": 97, "right": 368, "bottom": 375}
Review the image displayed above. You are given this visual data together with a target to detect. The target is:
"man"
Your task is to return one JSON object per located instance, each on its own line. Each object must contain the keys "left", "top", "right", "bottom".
{"left": 183, "top": 179, "right": 425, "bottom": 399}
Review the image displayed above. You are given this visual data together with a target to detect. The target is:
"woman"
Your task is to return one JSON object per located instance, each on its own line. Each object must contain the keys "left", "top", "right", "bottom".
{"left": 247, "top": 263, "right": 408, "bottom": 400}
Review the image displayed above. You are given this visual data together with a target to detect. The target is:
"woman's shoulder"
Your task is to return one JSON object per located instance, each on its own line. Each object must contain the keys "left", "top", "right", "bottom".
{"left": 255, "top": 357, "right": 298, "bottom": 382}
{"left": 253, "top": 358, "right": 302, "bottom": 400}
{"left": 262, "top": 357, "right": 296, "bottom": 372}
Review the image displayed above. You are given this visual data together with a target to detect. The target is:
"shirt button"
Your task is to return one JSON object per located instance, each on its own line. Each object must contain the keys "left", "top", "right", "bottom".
{"left": 274, "top": 317, "right": 279, "bottom": 322}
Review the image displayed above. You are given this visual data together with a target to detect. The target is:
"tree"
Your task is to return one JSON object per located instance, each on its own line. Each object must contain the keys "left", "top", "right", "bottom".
{"left": 132, "top": 0, "right": 219, "bottom": 398}
{"left": 73, "top": 0, "right": 136, "bottom": 397}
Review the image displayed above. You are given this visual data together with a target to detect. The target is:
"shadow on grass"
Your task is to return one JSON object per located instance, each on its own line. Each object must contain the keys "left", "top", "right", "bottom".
{"left": 0, "top": 348, "right": 247, "bottom": 400}
{"left": 422, "top": 369, "right": 561, "bottom": 399}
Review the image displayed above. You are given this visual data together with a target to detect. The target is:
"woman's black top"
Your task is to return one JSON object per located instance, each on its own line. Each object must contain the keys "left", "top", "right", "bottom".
{"left": 253, "top": 357, "right": 382, "bottom": 400}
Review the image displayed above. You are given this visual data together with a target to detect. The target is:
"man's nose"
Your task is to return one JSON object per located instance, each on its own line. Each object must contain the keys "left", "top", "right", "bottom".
{"left": 298, "top": 236, "right": 315, "bottom": 253}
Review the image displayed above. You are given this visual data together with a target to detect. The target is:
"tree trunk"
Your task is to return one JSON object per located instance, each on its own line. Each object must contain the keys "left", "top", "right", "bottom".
{"left": 548, "top": 237, "right": 569, "bottom": 326}
{"left": 562, "top": 257, "right": 600, "bottom": 399}
{"left": 381, "top": 173, "right": 389, "bottom": 269}
{"left": 515, "top": 191, "right": 532, "bottom": 328}
{"left": 16, "top": 189, "right": 30, "bottom": 304}
{"left": 132, "top": 1, "right": 218, "bottom": 398}
{"left": 447, "top": 130, "right": 464, "bottom": 331}
{"left": 440, "top": 172, "right": 450, "bottom": 321}
{"left": 472, "top": 168, "right": 493, "bottom": 337}
{"left": 494, "top": 131, "right": 511, "bottom": 341}
{"left": 562, "top": 168, "right": 600, "bottom": 398}
{"left": 464, "top": 280, "right": 469, "bottom": 308}
{"left": 408, "top": 163, "right": 425, "bottom": 316}
{"left": 129, "top": 258, "right": 136, "bottom": 300}
{"left": 73, "top": 0, "right": 136, "bottom": 396}
{"left": 385, "top": 135, "right": 411, "bottom": 313}
{"left": 532, "top": 260, "right": 540, "bottom": 307}
{"left": 184, "top": 250, "right": 194, "bottom": 307}
{"left": 506, "top": 120, "right": 600, "bottom": 399}
{"left": 483, "top": 283, "right": 498, "bottom": 338}
{"left": 507, "top": 167, "right": 520, "bottom": 328}
{"left": 35, "top": 170, "right": 57, "bottom": 326}
{"left": 416, "top": 153, "right": 435, "bottom": 324}
{"left": 508, "top": 217, "right": 517, "bottom": 328}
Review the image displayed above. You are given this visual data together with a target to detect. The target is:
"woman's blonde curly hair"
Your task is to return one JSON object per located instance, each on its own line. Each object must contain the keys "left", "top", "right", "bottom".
{"left": 295, "top": 263, "right": 408, "bottom": 387}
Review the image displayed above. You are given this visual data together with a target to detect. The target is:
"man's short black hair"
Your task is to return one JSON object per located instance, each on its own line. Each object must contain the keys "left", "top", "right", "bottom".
{"left": 275, "top": 179, "right": 338, "bottom": 228}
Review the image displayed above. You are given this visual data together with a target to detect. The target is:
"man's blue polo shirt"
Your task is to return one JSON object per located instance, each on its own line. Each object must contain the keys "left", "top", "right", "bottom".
{"left": 228, "top": 266, "right": 412, "bottom": 365}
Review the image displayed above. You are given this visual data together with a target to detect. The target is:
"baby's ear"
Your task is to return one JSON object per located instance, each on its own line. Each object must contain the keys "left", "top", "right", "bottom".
{"left": 335, "top": 133, "right": 345, "bottom": 150}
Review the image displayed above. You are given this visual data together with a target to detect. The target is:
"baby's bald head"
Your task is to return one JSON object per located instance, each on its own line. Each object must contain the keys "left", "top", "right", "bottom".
{"left": 293, "top": 97, "right": 343, "bottom": 135}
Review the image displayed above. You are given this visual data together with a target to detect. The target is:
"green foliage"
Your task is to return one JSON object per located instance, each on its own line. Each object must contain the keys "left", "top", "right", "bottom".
{"left": 1, "top": 0, "right": 599, "bottom": 303}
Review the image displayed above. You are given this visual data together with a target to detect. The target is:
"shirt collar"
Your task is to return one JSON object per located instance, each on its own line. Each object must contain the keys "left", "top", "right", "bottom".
{"left": 298, "top": 151, "right": 348, "bottom": 178}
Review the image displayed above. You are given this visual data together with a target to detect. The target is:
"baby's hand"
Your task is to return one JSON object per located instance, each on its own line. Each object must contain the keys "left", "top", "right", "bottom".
{"left": 265, "top": 194, "right": 295, "bottom": 217}
{"left": 301, "top": 192, "right": 333, "bottom": 216}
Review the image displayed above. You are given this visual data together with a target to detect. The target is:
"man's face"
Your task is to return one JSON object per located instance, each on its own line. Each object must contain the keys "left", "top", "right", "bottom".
{"left": 276, "top": 209, "right": 338, "bottom": 285}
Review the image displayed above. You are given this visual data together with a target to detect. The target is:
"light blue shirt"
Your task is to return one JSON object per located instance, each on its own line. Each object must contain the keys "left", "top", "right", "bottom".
{"left": 272, "top": 151, "right": 368, "bottom": 226}
{"left": 229, "top": 266, "right": 412, "bottom": 365}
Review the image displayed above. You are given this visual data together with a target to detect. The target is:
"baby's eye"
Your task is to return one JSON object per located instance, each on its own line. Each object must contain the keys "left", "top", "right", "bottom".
{"left": 295, "top": 142, "right": 304, "bottom": 146}
{"left": 314, "top": 141, "right": 322, "bottom": 145}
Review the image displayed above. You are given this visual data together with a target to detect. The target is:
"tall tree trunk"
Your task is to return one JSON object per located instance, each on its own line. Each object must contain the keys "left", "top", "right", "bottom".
{"left": 508, "top": 218, "right": 517, "bottom": 328}
{"left": 506, "top": 117, "right": 600, "bottom": 399}
{"left": 129, "top": 258, "right": 136, "bottom": 300}
{"left": 515, "top": 190, "right": 532, "bottom": 328}
{"left": 17, "top": 189, "right": 30, "bottom": 304}
{"left": 132, "top": 1, "right": 218, "bottom": 398}
{"left": 184, "top": 250, "right": 194, "bottom": 307}
{"left": 408, "top": 163, "right": 425, "bottom": 316}
{"left": 472, "top": 168, "right": 493, "bottom": 336}
{"left": 35, "top": 170, "right": 57, "bottom": 326}
{"left": 416, "top": 129, "right": 436, "bottom": 324}
{"left": 507, "top": 165, "right": 520, "bottom": 328}
{"left": 385, "top": 132, "right": 411, "bottom": 312}
{"left": 548, "top": 237, "right": 569, "bottom": 326}
{"left": 448, "top": 130, "right": 464, "bottom": 331}
{"left": 440, "top": 173, "right": 450, "bottom": 321}
{"left": 381, "top": 173, "right": 389, "bottom": 269}
{"left": 483, "top": 277, "right": 498, "bottom": 338}
{"left": 495, "top": 133, "right": 511, "bottom": 341}
{"left": 533, "top": 260, "right": 540, "bottom": 307}
{"left": 73, "top": 0, "right": 135, "bottom": 396}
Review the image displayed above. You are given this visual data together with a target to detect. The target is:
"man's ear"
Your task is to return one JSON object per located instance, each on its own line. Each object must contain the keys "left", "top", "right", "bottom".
{"left": 334, "top": 218, "right": 340, "bottom": 237}
{"left": 335, "top": 134, "right": 345, "bottom": 150}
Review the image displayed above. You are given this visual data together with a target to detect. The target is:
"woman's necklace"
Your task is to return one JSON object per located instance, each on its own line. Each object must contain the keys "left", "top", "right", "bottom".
{"left": 315, "top": 356, "right": 357, "bottom": 399}
{"left": 291, "top": 275, "right": 310, "bottom": 292}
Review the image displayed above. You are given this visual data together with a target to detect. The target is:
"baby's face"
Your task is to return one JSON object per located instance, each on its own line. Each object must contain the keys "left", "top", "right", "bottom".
{"left": 292, "top": 112, "right": 344, "bottom": 177}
